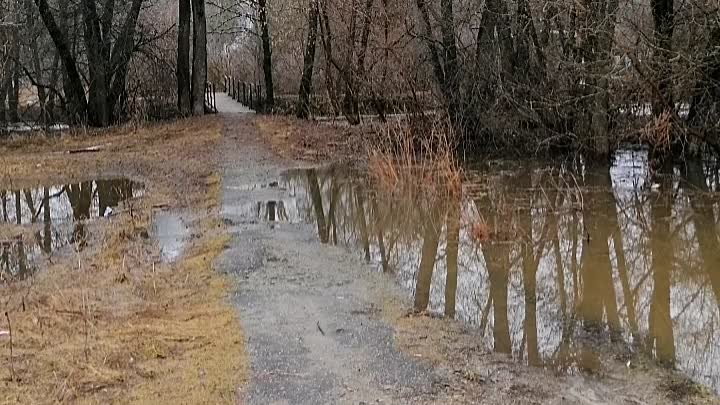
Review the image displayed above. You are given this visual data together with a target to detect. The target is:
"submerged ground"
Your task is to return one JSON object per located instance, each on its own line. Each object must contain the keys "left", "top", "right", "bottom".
{"left": 1, "top": 97, "right": 719, "bottom": 404}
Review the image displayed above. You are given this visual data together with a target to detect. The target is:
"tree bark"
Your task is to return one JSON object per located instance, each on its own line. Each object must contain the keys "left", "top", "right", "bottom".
{"left": 191, "top": 0, "right": 207, "bottom": 116}
{"left": 651, "top": 0, "right": 674, "bottom": 115}
{"left": 258, "top": 0, "right": 274, "bottom": 110}
{"left": 177, "top": 0, "right": 192, "bottom": 115}
{"left": 107, "top": 0, "right": 143, "bottom": 118}
{"left": 297, "top": 0, "right": 320, "bottom": 119}
{"left": 688, "top": 25, "right": 720, "bottom": 125}
{"left": 318, "top": 0, "right": 340, "bottom": 115}
{"left": 83, "top": 0, "right": 111, "bottom": 126}
{"left": 34, "top": 0, "right": 88, "bottom": 123}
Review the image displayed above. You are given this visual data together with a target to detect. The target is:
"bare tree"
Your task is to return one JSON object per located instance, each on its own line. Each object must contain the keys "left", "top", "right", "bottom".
{"left": 191, "top": 0, "right": 208, "bottom": 115}
{"left": 178, "top": 0, "right": 192, "bottom": 115}
{"left": 297, "top": 0, "right": 319, "bottom": 118}
{"left": 257, "top": 0, "right": 274, "bottom": 110}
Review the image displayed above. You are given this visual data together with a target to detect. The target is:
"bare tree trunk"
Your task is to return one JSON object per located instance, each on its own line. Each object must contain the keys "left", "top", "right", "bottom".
{"left": 34, "top": 0, "right": 88, "bottom": 123}
{"left": 318, "top": 0, "right": 340, "bottom": 115}
{"left": 46, "top": 53, "right": 60, "bottom": 122}
{"left": 297, "top": 0, "right": 320, "bottom": 119}
{"left": 191, "top": 0, "right": 207, "bottom": 116}
{"left": 177, "top": 0, "right": 192, "bottom": 115}
{"left": 688, "top": 25, "right": 719, "bottom": 125}
{"left": 581, "top": 0, "right": 618, "bottom": 157}
{"left": 83, "top": 0, "right": 110, "bottom": 126}
{"left": 258, "top": 0, "right": 274, "bottom": 111}
{"left": 651, "top": 0, "right": 674, "bottom": 116}
{"left": 341, "top": 0, "right": 359, "bottom": 124}
{"left": 416, "top": 0, "right": 463, "bottom": 132}
{"left": 107, "top": 0, "right": 143, "bottom": 119}
{"left": 5, "top": 1, "right": 20, "bottom": 123}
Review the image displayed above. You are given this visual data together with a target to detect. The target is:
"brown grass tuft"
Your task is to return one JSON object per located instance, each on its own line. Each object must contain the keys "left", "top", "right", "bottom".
{"left": 367, "top": 120, "right": 462, "bottom": 204}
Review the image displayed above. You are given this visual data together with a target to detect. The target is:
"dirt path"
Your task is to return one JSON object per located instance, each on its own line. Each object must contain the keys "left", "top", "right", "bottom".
{"left": 216, "top": 92, "right": 256, "bottom": 114}
{"left": 215, "top": 115, "right": 445, "bottom": 405}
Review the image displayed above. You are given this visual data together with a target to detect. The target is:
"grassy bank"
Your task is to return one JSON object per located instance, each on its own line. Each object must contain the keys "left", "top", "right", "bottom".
{"left": 0, "top": 119, "right": 246, "bottom": 404}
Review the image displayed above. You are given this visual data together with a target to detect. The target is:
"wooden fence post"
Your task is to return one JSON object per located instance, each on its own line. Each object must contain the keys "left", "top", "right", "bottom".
{"left": 211, "top": 83, "right": 216, "bottom": 112}
{"left": 249, "top": 84, "right": 253, "bottom": 110}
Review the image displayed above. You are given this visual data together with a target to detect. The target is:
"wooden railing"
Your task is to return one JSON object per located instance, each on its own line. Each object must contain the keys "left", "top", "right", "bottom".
{"left": 223, "top": 76, "right": 264, "bottom": 111}
{"left": 205, "top": 82, "right": 217, "bottom": 113}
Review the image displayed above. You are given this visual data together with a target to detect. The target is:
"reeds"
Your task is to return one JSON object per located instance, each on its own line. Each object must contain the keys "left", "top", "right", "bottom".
{"left": 367, "top": 119, "right": 462, "bottom": 204}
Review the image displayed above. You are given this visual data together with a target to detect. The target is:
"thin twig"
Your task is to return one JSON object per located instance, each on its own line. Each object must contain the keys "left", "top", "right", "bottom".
{"left": 5, "top": 311, "right": 15, "bottom": 381}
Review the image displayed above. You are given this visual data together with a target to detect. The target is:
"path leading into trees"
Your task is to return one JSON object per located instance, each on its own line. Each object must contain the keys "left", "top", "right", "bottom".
{"left": 215, "top": 92, "right": 255, "bottom": 114}
{"left": 214, "top": 115, "right": 443, "bottom": 405}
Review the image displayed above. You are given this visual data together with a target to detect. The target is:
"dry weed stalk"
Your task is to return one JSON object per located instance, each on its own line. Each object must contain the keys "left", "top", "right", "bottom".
{"left": 5, "top": 311, "right": 15, "bottom": 381}
{"left": 640, "top": 110, "right": 673, "bottom": 152}
{"left": 368, "top": 120, "right": 462, "bottom": 205}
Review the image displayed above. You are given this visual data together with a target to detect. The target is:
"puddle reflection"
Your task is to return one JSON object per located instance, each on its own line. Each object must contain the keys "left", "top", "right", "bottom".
{"left": 276, "top": 154, "right": 720, "bottom": 392}
{"left": 153, "top": 212, "right": 189, "bottom": 262}
{"left": 0, "top": 179, "right": 142, "bottom": 280}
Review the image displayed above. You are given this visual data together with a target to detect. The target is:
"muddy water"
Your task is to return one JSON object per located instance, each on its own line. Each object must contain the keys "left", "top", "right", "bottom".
{"left": 253, "top": 151, "right": 720, "bottom": 393}
{"left": 0, "top": 179, "right": 141, "bottom": 280}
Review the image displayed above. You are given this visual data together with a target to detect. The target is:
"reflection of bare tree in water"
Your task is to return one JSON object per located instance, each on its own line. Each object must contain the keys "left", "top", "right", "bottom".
{"left": 476, "top": 182, "right": 513, "bottom": 355}
{"left": 413, "top": 202, "right": 442, "bottom": 312}
{"left": 578, "top": 170, "right": 622, "bottom": 339}
{"left": 0, "top": 237, "right": 29, "bottom": 281}
{"left": 355, "top": 186, "right": 371, "bottom": 263}
{"left": 0, "top": 180, "right": 138, "bottom": 278}
{"left": 685, "top": 160, "right": 720, "bottom": 312}
{"left": 648, "top": 175, "right": 676, "bottom": 367}
{"left": 520, "top": 168, "right": 553, "bottom": 366}
{"left": 42, "top": 188, "right": 51, "bottom": 254}
{"left": 14, "top": 190, "right": 20, "bottom": 224}
{"left": 1, "top": 191, "right": 7, "bottom": 221}
{"left": 97, "top": 179, "right": 134, "bottom": 217}
{"left": 284, "top": 162, "right": 720, "bottom": 390}
{"left": 445, "top": 190, "right": 461, "bottom": 318}
{"left": 307, "top": 169, "right": 329, "bottom": 243}
{"left": 370, "top": 193, "right": 390, "bottom": 273}
{"left": 67, "top": 182, "right": 92, "bottom": 248}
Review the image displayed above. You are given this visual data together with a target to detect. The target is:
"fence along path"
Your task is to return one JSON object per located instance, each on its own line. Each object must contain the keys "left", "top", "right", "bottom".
{"left": 214, "top": 91, "right": 255, "bottom": 114}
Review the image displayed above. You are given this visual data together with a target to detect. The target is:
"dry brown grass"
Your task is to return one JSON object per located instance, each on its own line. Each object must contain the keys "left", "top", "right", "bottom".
{"left": 255, "top": 115, "right": 370, "bottom": 164}
{"left": 367, "top": 121, "right": 462, "bottom": 203}
{"left": 0, "top": 119, "right": 246, "bottom": 404}
{"left": 640, "top": 110, "right": 674, "bottom": 153}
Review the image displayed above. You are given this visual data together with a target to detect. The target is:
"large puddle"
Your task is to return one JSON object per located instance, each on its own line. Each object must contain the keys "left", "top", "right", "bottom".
{"left": 253, "top": 151, "right": 720, "bottom": 393}
{"left": 0, "top": 179, "right": 142, "bottom": 280}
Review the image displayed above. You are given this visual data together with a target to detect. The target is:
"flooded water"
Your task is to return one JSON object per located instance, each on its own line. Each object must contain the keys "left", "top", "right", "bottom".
{"left": 153, "top": 212, "right": 190, "bottom": 262}
{"left": 257, "top": 151, "right": 720, "bottom": 393}
{"left": 0, "top": 179, "right": 142, "bottom": 280}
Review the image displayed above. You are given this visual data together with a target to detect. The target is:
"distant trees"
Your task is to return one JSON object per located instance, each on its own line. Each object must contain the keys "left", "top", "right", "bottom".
{"left": 33, "top": 0, "right": 144, "bottom": 126}
{"left": 209, "top": 0, "right": 719, "bottom": 157}
{"left": 0, "top": 0, "right": 210, "bottom": 128}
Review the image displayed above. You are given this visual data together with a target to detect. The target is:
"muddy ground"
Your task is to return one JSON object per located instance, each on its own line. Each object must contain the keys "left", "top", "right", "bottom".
{"left": 1, "top": 112, "right": 717, "bottom": 405}
{"left": 0, "top": 118, "right": 245, "bottom": 404}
